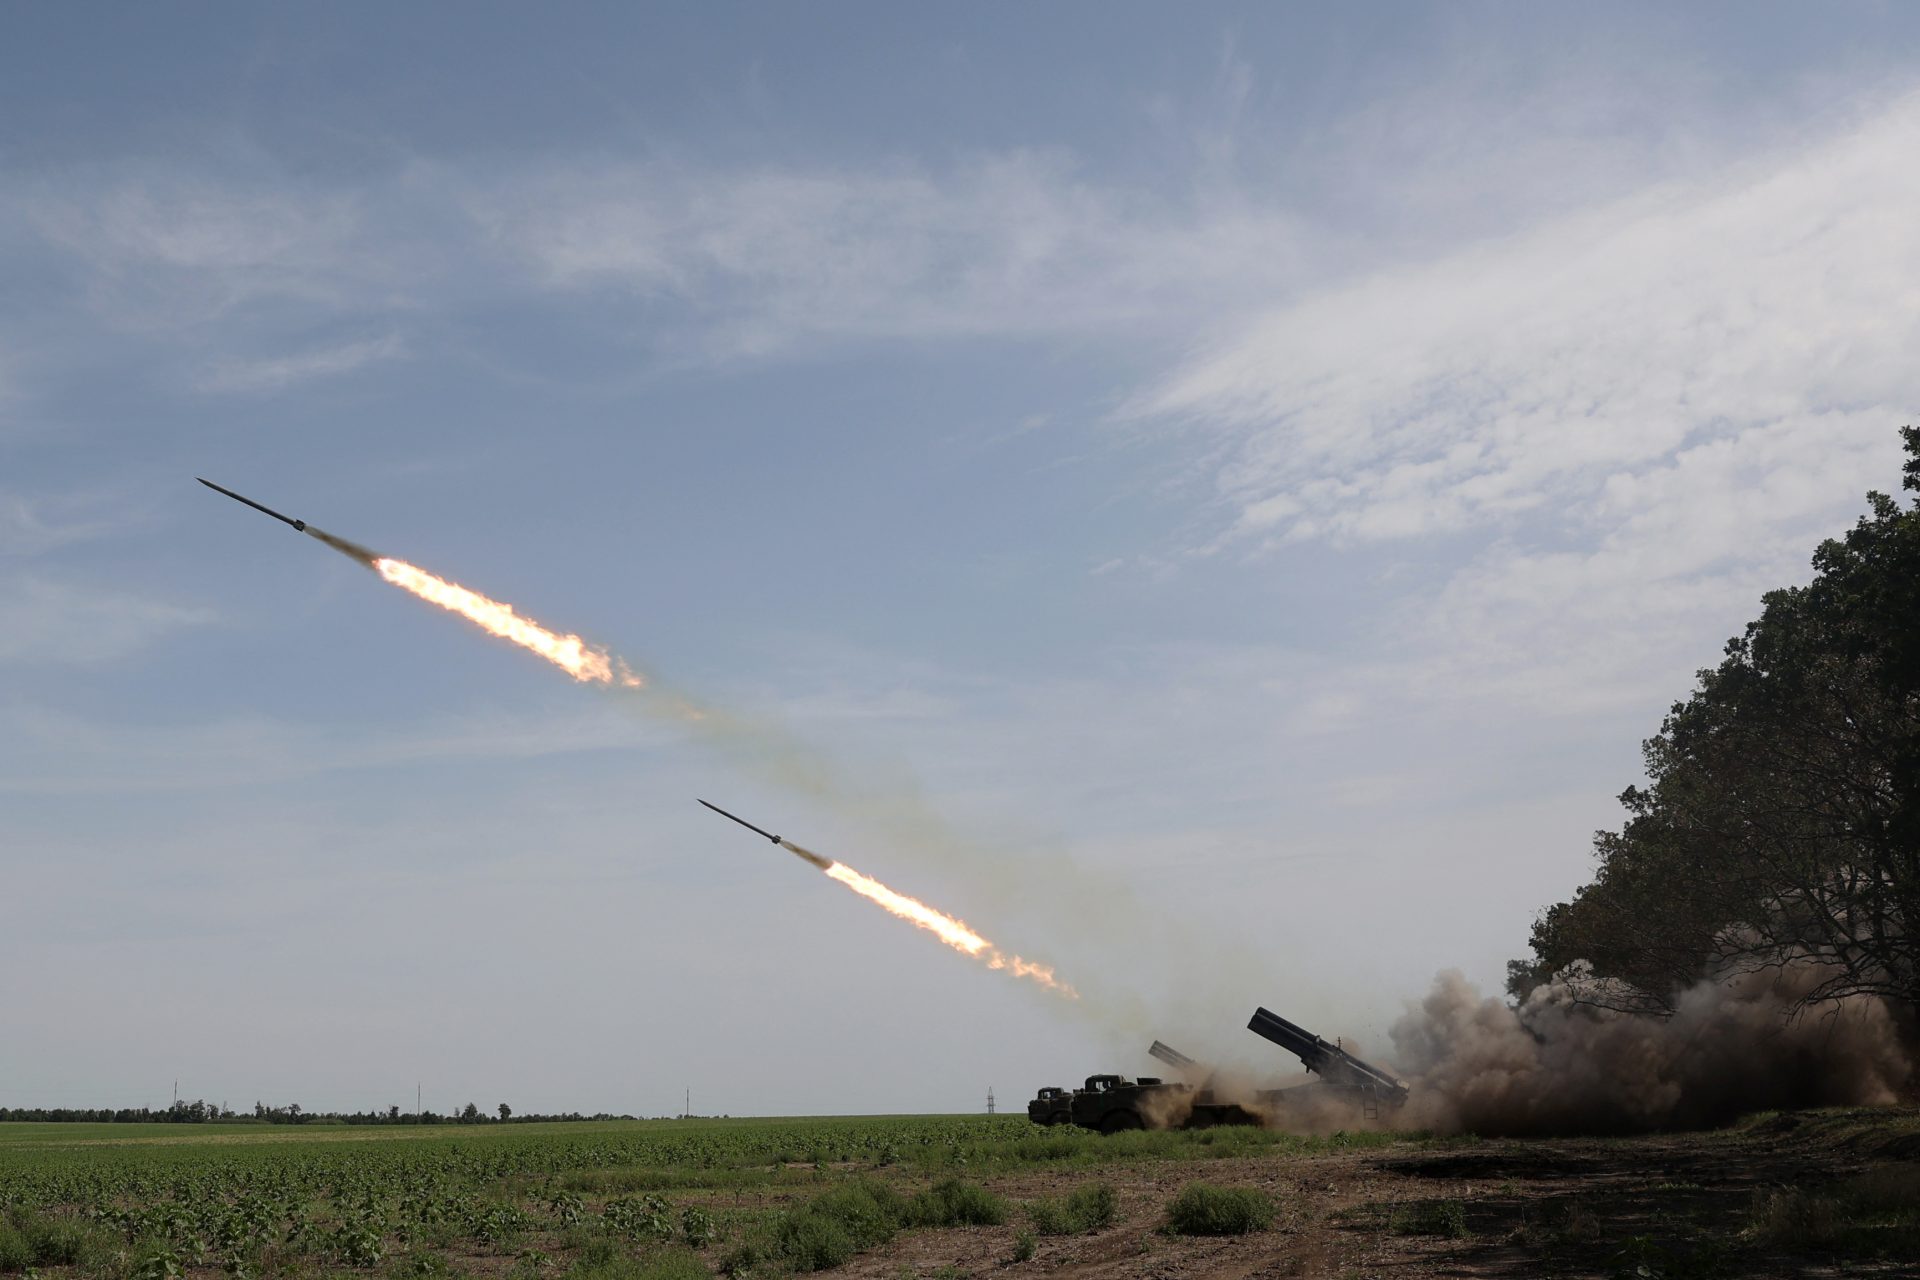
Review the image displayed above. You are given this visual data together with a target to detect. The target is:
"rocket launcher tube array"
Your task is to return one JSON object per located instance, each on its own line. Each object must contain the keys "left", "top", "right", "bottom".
{"left": 1148, "top": 1040, "right": 1198, "bottom": 1070}
{"left": 1247, "top": 1006, "right": 1408, "bottom": 1098}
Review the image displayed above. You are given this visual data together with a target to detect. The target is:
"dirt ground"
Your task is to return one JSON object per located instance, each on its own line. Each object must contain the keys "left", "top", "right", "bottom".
{"left": 832, "top": 1111, "right": 1920, "bottom": 1279}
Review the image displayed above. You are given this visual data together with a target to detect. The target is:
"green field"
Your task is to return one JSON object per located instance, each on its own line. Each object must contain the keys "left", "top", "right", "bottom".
{"left": 7, "top": 1113, "right": 1919, "bottom": 1277}
{"left": 0, "top": 1117, "right": 1411, "bottom": 1279}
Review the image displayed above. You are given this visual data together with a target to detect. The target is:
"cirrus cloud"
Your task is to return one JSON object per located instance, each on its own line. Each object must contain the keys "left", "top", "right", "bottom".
{"left": 1138, "top": 92, "right": 1920, "bottom": 713}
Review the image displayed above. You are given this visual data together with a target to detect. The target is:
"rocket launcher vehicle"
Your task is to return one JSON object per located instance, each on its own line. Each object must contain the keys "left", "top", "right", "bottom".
{"left": 1247, "top": 1006, "right": 1409, "bottom": 1105}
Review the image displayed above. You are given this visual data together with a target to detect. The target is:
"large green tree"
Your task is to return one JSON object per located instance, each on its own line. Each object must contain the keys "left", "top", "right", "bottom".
{"left": 1515, "top": 428, "right": 1920, "bottom": 1014}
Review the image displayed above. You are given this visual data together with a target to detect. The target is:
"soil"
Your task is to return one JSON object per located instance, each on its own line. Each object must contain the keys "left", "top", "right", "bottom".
{"left": 829, "top": 1111, "right": 1920, "bottom": 1279}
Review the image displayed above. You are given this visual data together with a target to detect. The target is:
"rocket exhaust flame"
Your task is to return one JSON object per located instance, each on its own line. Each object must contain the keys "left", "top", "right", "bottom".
{"left": 698, "top": 800, "right": 1076, "bottom": 999}
{"left": 807, "top": 847, "right": 1078, "bottom": 998}
{"left": 372, "top": 557, "right": 642, "bottom": 687}
{"left": 201, "top": 478, "right": 642, "bottom": 686}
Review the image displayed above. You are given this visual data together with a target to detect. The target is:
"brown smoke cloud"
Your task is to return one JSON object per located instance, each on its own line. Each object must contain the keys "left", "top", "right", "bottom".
{"left": 1389, "top": 964, "right": 1915, "bottom": 1136}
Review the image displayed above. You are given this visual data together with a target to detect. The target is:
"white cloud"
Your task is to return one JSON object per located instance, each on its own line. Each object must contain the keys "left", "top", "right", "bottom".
{"left": 0, "top": 578, "right": 213, "bottom": 664}
{"left": 1137, "top": 92, "right": 1920, "bottom": 711}
{"left": 0, "top": 703, "right": 673, "bottom": 794}
{"left": 0, "top": 492, "right": 120, "bottom": 557}
{"left": 198, "top": 333, "right": 406, "bottom": 394}
{"left": 18, "top": 174, "right": 374, "bottom": 326}
{"left": 10, "top": 151, "right": 1323, "bottom": 378}
{"left": 477, "top": 153, "right": 1313, "bottom": 359}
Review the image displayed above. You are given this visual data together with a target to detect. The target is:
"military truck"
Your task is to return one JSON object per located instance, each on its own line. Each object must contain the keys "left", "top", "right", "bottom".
{"left": 1030, "top": 1007, "right": 1407, "bottom": 1134}
{"left": 1026, "top": 1085, "right": 1072, "bottom": 1126}
{"left": 1027, "top": 1074, "right": 1262, "bottom": 1134}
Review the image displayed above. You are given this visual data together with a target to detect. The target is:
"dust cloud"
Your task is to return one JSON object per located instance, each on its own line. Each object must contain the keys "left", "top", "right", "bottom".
{"left": 1389, "top": 964, "right": 1914, "bottom": 1136}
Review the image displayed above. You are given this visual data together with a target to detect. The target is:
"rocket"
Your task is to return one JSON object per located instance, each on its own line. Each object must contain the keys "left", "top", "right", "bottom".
{"left": 697, "top": 799, "right": 782, "bottom": 844}
{"left": 197, "top": 478, "right": 308, "bottom": 532}
{"left": 197, "top": 478, "right": 379, "bottom": 567}
{"left": 698, "top": 800, "right": 832, "bottom": 870}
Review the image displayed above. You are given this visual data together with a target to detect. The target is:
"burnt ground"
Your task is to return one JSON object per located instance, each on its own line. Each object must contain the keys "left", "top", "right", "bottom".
{"left": 829, "top": 1110, "right": 1920, "bottom": 1279}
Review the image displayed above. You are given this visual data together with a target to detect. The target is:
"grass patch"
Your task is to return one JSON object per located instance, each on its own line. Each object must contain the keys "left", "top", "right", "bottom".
{"left": 1027, "top": 1183, "right": 1117, "bottom": 1236}
{"left": 561, "top": 1167, "right": 782, "bottom": 1194}
{"left": 1504, "top": 1198, "right": 1599, "bottom": 1250}
{"left": 1387, "top": 1199, "right": 1468, "bottom": 1239}
{"left": 1164, "top": 1184, "right": 1274, "bottom": 1236}
{"left": 900, "top": 1122, "right": 1422, "bottom": 1174}
{"left": 769, "top": 1179, "right": 905, "bottom": 1272}
{"left": 0, "top": 1209, "right": 105, "bottom": 1272}
{"left": 720, "top": 1175, "right": 1005, "bottom": 1274}
{"left": 1735, "top": 1107, "right": 1920, "bottom": 1161}
{"left": 904, "top": 1179, "right": 1006, "bottom": 1228}
{"left": 1749, "top": 1163, "right": 1920, "bottom": 1256}
{"left": 565, "top": 1249, "right": 709, "bottom": 1280}
{"left": 568, "top": 1235, "right": 628, "bottom": 1272}
{"left": 1838, "top": 1162, "right": 1920, "bottom": 1217}
{"left": 631, "top": 1249, "right": 711, "bottom": 1280}
{"left": 387, "top": 1250, "right": 455, "bottom": 1279}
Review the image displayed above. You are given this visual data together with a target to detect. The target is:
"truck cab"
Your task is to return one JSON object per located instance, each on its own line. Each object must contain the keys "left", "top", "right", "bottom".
{"left": 1026, "top": 1086, "right": 1072, "bottom": 1126}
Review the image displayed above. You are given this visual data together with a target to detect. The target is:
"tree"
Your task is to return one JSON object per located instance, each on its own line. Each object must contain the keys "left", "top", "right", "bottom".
{"left": 1517, "top": 427, "right": 1920, "bottom": 1014}
{"left": 497, "top": 1103, "right": 511, "bottom": 1122}
{"left": 460, "top": 1102, "right": 480, "bottom": 1122}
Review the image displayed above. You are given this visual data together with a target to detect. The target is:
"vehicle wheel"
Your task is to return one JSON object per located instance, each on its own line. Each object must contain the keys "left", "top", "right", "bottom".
{"left": 1100, "top": 1111, "right": 1144, "bottom": 1135}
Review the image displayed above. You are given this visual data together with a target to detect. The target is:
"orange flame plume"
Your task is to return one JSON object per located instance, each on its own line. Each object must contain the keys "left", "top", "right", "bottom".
{"left": 373, "top": 558, "right": 642, "bottom": 687}
{"left": 806, "top": 851, "right": 1077, "bottom": 999}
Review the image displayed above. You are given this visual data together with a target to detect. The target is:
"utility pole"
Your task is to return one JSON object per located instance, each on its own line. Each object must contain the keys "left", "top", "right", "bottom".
{"left": 173, "top": 1080, "right": 178, "bottom": 1106}
{"left": 684, "top": 1087, "right": 690, "bottom": 1119}
{"left": 416, "top": 1082, "right": 421, "bottom": 1116}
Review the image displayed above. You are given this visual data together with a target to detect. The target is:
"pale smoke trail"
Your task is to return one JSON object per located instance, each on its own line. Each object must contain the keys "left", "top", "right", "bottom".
{"left": 303, "top": 526, "right": 380, "bottom": 568}
{"left": 292, "top": 514, "right": 1917, "bottom": 1088}
{"left": 300, "top": 526, "right": 1082, "bottom": 1002}
{"left": 297, "top": 523, "right": 1119, "bottom": 1013}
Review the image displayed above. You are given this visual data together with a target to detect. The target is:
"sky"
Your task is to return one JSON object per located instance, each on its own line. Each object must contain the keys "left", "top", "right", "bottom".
{"left": 4, "top": 2, "right": 1920, "bottom": 1118}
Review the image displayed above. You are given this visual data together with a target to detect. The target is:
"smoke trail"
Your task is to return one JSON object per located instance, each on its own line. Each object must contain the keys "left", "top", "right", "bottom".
{"left": 1388, "top": 964, "right": 1914, "bottom": 1136}
{"left": 294, "top": 525, "right": 1208, "bottom": 1030}
{"left": 781, "top": 839, "right": 833, "bottom": 871}
{"left": 303, "top": 526, "right": 379, "bottom": 568}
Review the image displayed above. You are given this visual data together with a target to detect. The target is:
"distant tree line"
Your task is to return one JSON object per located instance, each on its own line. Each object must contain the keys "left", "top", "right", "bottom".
{"left": 0, "top": 1100, "right": 232, "bottom": 1124}
{"left": 0, "top": 1099, "right": 635, "bottom": 1124}
{"left": 1510, "top": 427, "right": 1920, "bottom": 1017}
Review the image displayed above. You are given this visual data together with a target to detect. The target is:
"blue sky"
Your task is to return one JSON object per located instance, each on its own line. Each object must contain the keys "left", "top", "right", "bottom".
{"left": 5, "top": 3, "right": 1920, "bottom": 1116}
